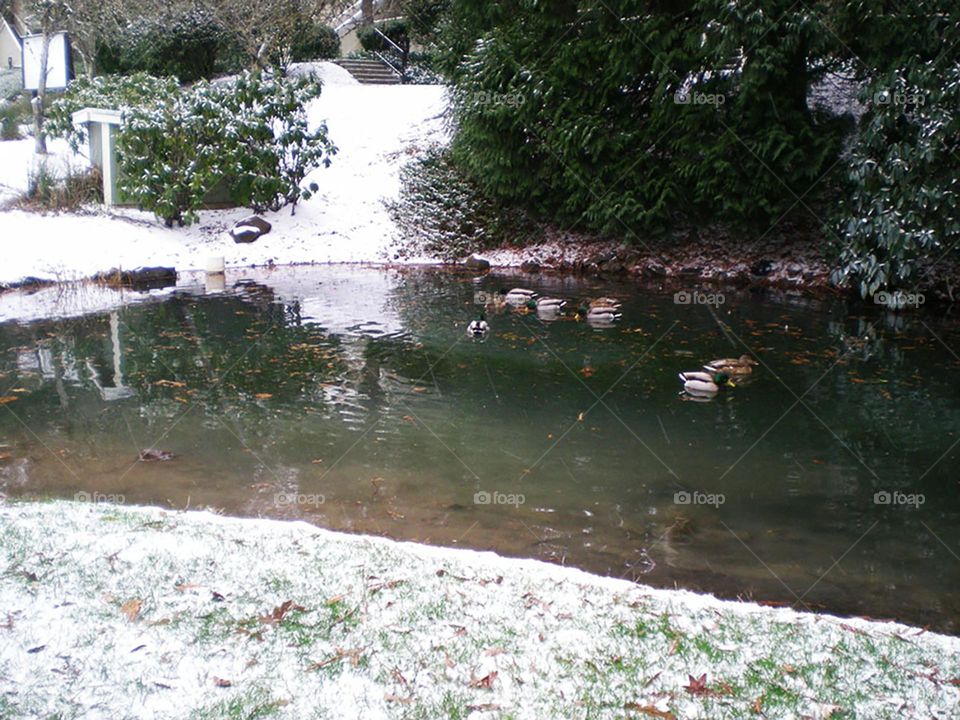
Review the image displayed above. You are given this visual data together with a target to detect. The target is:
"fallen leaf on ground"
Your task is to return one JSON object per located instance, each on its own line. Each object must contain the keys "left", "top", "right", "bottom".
{"left": 254, "top": 392, "right": 273, "bottom": 399}
{"left": 213, "top": 677, "right": 232, "bottom": 687}
{"left": 468, "top": 671, "right": 498, "bottom": 689}
{"left": 684, "top": 673, "right": 709, "bottom": 695}
{"left": 153, "top": 380, "right": 186, "bottom": 388}
{"left": 260, "top": 599, "right": 306, "bottom": 625}
{"left": 121, "top": 599, "right": 142, "bottom": 622}
{"left": 623, "top": 704, "right": 675, "bottom": 719}
{"left": 0, "top": 396, "right": 19, "bottom": 405}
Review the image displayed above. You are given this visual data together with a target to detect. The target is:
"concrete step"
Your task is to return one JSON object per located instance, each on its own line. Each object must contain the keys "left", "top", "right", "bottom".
{"left": 334, "top": 58, "right": 401, "bottom": 84}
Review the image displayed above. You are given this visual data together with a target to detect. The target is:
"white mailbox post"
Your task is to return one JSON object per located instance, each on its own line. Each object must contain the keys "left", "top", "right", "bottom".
{"left": 71, "top": 107, "right": 123, "bottom": 206}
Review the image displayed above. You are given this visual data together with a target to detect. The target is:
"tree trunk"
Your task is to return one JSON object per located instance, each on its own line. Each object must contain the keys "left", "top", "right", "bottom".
{"left": 361, "top": 0, "right": 374, "bottom": 27}
{"left": 32, "top": 32, "right": 52, "bottom": 155}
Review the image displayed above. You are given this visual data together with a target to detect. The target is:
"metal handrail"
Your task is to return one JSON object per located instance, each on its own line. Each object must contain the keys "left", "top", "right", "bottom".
{"left": 371, "top": 25, "right": 405, "bottom": 56}
{"left": 373, "top": 51, "right": 404, "bottom": 81}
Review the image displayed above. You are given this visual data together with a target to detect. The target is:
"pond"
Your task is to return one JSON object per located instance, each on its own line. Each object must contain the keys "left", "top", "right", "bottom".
{"left": 1, "top": 266, "right": 958, "bottom": 633}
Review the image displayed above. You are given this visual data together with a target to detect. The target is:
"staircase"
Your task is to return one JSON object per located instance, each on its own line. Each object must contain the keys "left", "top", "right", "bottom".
{"left": 334, "top": 58, "right": 402, "bottom": 85}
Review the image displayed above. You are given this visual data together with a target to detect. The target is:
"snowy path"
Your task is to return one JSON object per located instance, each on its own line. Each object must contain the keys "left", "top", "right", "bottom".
{"left": 0, "top": 65, "right": 449, "bottom": 286}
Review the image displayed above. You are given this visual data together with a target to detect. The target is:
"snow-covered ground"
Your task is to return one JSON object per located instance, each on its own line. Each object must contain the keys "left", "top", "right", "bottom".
{"left": 1, "top": 501, "right": 957, "bottom": 719}
{"left": 0, "top": 63, "right": 449, "bottom": 286}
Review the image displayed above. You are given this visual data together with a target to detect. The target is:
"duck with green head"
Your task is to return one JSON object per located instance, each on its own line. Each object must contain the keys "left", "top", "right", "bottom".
{"left": 576, "top": 303, "right": 622, "bottom": 325}
{"left": 678, "top": 369, "right": 735, "bottom": 394}
{"left": 526, "top": 296, "right": 567, "bottom": 318}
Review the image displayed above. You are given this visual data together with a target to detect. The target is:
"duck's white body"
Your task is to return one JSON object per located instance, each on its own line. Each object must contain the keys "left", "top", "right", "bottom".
{"left": 467, "top": 318, "right": 489, "bottom": 338}
{"left": 678, "top": 371, "right": 721, "bottom": 394}
{"left": 505, "top": 288, "right": 537, "bottom": 306}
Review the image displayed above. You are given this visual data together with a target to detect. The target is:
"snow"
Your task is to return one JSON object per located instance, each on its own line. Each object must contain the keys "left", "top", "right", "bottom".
{"left": 1, "top": 501, "right": 958, "bottom": 719}
{"left": 0, "top": 64, "right": 449, "bottom": 286}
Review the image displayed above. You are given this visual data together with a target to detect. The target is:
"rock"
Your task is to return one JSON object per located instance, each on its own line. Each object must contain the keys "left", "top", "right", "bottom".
{"left": 679, "top": 265, "right": 702, "bottom": 276}
{"left": 751, "top": 259, "right": 777, "bottom": 276}
{"left": 520, "top": 260, "right": 541, "bottom": 273}
{"left": 464, "top": 255, "right": 491, "bottom": 271}
{"left": 643, "top": 263, "right": 667, "bottom": 278}
{"left": 600, "top": 259, "right": 625, "bottom": 273}
{"left": 231, "top": 216, "right": 272, "bottom": 243}
{"left": 138, "top": 449, "right": 175, "bottom": 462}
{"left": 96, "top": 267, "right": 177, "bottom": 290}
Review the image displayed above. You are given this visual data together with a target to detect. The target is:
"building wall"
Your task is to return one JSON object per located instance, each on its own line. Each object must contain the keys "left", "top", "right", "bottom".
{"left": 0, "top": 21, "right": 21, "bottom": 70}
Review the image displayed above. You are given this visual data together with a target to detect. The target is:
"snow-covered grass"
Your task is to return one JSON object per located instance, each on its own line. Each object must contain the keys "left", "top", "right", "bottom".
{"left": 1, "top": 501, "right": 957, "bottom": 719}
{"left": 0, "top": 63, "right": 449, "bottom": 286}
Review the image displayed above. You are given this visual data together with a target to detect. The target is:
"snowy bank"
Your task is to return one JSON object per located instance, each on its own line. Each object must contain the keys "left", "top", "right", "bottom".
{"left": 1, "top": 501, "right": 957, "bottom": 719}
{"left": 0, "top": 64, "right": 449, "bottom": 286}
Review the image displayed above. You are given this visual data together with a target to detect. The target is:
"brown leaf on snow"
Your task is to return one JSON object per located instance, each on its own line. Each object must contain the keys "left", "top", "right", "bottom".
{"left": 213, "top": 677, "right": 232, "bottom": 687}
{"left": 468, "top": 671, "right": 498, "bottom": 689}
{"left": 752, "top": 695, "right": 764, "bottom": 713}
{"left": 684, "top": 673, "right": 709, "bottom": 695}
{"left": 260, "top": 599, "right": 306, "bottom": 625}
{"left": 121, "top": 599, "right": 142, "bottom": 622}
{"left": 174, "top": 583, "right": 202, "bottom": 593}
{"left": 623, "top": 704, "right": 676, "bottom": 719}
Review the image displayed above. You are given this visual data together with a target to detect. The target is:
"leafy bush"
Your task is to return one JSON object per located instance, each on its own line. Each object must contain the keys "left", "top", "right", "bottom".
{"left": 387, "top": 146, "right": 538, "bottom": 260}
{"left": 403, "top": 0, "right": 451, "bottom": 45}
{"left": 46, "top": 72, "right": 337, "bottom": 227}
{"left": 46, "top": 74, "right": 180, "bottom": 150}
{"left": 358, "top": 19, "right": 410, "bottom": 54}
{"left": 96, "top": 9, "right": 241, "bottom": 82}
{"left": 1, "top": 96, "right": 32, "bottom": 141}
{"left": 830, "top": 2, "right": 960, "bottom": 295}
{"left": 290, "top": 23, "right": 340, "bottom": 61}
{"left": 438, "top": 0, "right": 847, "bottom": 237}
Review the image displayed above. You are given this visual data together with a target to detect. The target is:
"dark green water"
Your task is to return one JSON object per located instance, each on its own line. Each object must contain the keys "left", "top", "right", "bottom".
{"left": 1, "top": 266, "right": 958, "bottom": 631}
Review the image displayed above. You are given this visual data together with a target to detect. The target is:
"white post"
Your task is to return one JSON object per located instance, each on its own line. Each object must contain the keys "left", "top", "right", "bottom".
{"left": 100, "top": 121, "right": 114, "bottom": 207}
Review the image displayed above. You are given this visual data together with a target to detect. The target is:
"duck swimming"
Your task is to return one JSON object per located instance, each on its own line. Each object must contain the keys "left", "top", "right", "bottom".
{"left": 678, "top": 370, "right": 735, "bottom": 394}
{"left": 503, "top": 288, "right": 537, "bottom": 306}
{"left": 703, "top": 354, "right": 758, "bottom": 376}
{"left": 467, "top": 313, "right": 489, "bottom": 338}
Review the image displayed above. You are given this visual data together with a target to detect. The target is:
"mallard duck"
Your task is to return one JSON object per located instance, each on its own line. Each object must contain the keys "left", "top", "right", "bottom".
{"left": 577, "top": 303, "right": 622, "bottom": 324}
{"left": 678, "top": 370, "right": 735, "bottom": 394}
{"left": 703, "top": 354, "right": 758, "bottom": 376}
{"left": 502, "top": 288, "right": 537, "bottom": 306}
{"left": 587, "top": 297, "right": 622, "bottom": 310}
{"left": 527, "top": 296, "right": 566, "bottom": 313}
{"left": 467, "top": 313, "right": 489, "bottom": 338}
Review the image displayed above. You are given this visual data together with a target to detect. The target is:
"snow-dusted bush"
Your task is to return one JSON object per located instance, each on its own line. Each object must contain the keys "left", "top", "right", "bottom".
{"left": 47, "top": 72, "right": 337, "bottom": 227}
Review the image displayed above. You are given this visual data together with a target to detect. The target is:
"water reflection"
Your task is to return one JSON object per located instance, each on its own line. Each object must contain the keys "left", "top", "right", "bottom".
{"left": 0, "top": 266, "right": 958, "bottom": 632}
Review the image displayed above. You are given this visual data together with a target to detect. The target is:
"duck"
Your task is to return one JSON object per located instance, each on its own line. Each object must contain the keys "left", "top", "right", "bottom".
{"left": 502, "top": 288, "right": 537, "bottom": 306}
{"left": 527, "top": 296, "right": 566, "bottom": 314}
{"left": 587, "top": 297, "right": 622, "bottom": 310}
{"left": 467, "top": 313, "right": 489, "bottom": 338}
{"left": 703, "top": 354, "right": 758, "bottom": 376}
{"left": 678, "top": 370, "right": 735, "bottom": 394}
{"left": 577, "top": 303, "right": 622, "bottom": 324}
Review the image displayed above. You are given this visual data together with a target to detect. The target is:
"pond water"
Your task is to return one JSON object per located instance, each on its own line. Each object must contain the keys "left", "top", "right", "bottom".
{"left": 1, "top": 266, "right": 958, "bottom": 632}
